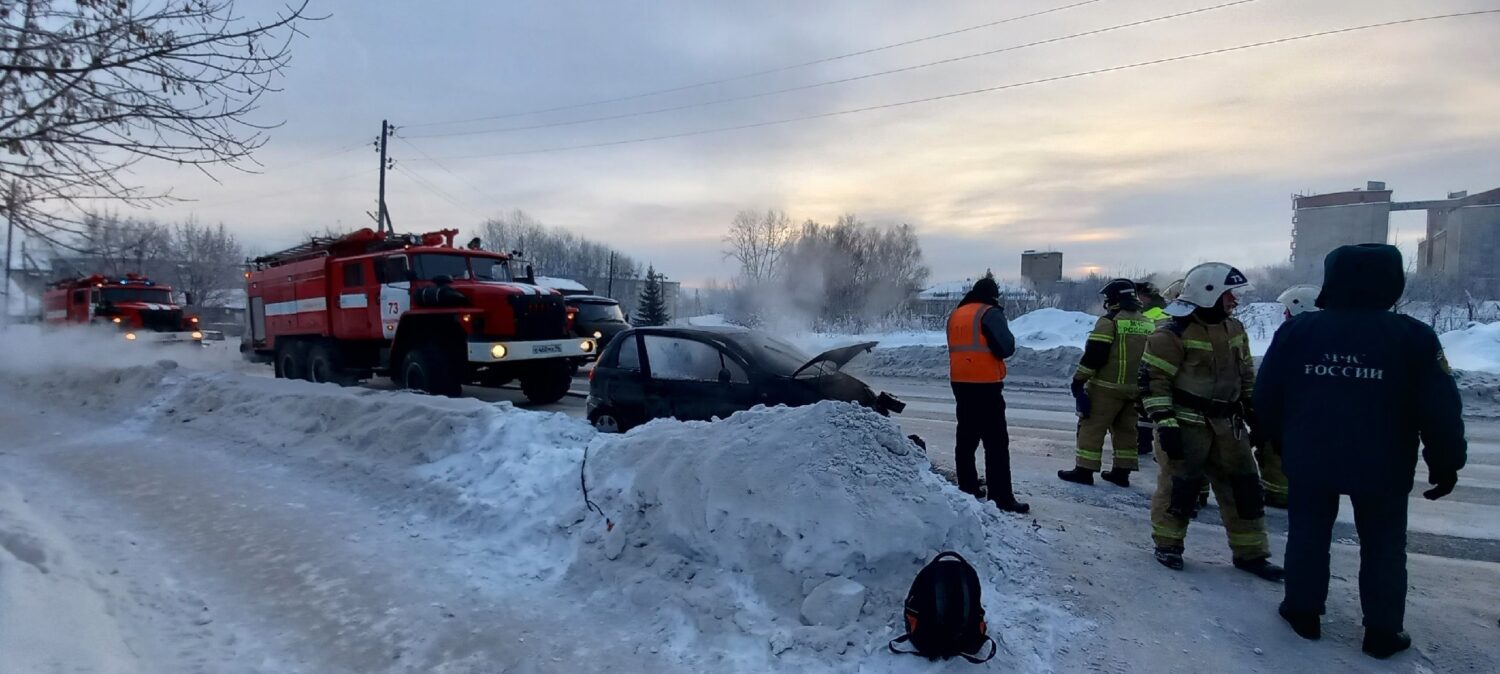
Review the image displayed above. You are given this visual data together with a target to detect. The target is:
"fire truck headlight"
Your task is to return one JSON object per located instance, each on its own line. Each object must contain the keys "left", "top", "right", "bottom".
{"left": 112, "top": 317, "right": 122, "bottom": 324}
{"left": 592, "top": 330, "right": 603, "bottom": 339}
{"left": 124, "top": 332, "right": 138, "bottom": 341}
{"left": 190, "top": 317, "right": 199, "bottom": 324}
{"left": 490, "top": 344, "right": 508, "bottom": 360}
{"left": 191, "top": 331, "right": 204, "bottom": 340}
{"left": 580, "top": 340, "right": 595, "bottom": 353}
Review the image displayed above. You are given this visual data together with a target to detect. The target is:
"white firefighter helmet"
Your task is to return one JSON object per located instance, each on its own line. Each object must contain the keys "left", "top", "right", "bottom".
{"left": 1164, "top": 262, "right": 1252, "bottom": 317}
{"left": 1277, "top": 284, "right": 1321, "bottom": 317}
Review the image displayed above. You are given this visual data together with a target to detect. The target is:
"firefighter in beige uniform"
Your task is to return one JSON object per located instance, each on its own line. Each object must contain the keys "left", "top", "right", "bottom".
{"left": 1058, "top": 279, "right": 1153, "bottom": 487}
{"left": 1142, "top": 262, "right": 1284, "bottom": 580}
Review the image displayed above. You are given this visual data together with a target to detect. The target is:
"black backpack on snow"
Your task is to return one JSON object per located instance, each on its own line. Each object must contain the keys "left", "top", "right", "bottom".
{"left": 888, "top": 551, "right": 997, "bottom": 663}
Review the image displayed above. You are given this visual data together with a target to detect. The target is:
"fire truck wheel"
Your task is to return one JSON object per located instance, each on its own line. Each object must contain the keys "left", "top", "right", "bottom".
{"left": 275, "top": 340, "right": 308, "bottom": 380}
{"left": 307, "top": 343, "right": 355, "bottom": 386}
{"left": 400, "top": 344, "right": 463, "bottom": 397}
{"left": 520, "top": 361, "right": 572, "bottom": 405}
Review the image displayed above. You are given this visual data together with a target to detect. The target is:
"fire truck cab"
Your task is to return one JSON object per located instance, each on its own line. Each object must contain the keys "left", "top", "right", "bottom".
{"left": 42, "top": 274, "right": 204, "bottom": 344}
{"left": 243, "top": 227, "right": 591, "bottom": 402}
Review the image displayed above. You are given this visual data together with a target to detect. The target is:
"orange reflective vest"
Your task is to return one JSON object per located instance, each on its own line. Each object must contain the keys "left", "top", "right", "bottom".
{"left": 947, "top": 303, "right": 1007, "bottom": 383}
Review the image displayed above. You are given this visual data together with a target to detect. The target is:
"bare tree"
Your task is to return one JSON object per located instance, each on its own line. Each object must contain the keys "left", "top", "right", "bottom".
{"left": 0, "top": 0, "right": 314, "bottom": 247}
{"left": 170, "top": 219, "right": 242, "bottom": 306}
{"left": 722, "top": 208, "right": 793, "bottom": 283}
{"left": 480, "top": 209, "right": 641, "bottom": 280}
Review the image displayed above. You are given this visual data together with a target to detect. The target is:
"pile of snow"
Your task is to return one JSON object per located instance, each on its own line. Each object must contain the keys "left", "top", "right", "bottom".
{"left": 0, "top": 484, "right": 140, "bottom": 673}
{"left": 847, "top": 345, "right": 1080, "bottom": 384}
{"left": 578, "top": 402, "right": 1080, "bottom": 669}
{"left": 1006, "top": 308, "right": 1096, "bottom": 352}
{"left": 1440, "top": 321, "right": 1500, "bottom": 374}
{"left": 2, "top": 362, "right": 1080, "bottom": 670}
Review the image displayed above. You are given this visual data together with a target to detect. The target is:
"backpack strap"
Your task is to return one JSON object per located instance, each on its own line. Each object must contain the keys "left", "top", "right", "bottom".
{"left": 888, "top": 634, "right": 921, "bottom": 656}
{"left": 959, "top": 636, "right": 998, "bottom": 664}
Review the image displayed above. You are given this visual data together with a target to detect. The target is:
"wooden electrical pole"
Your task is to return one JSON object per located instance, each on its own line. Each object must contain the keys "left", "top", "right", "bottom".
{"left": 375, "top": 120, "right": 395, "bottom": 233}
{"left": 2, "top": 181, "right": 16, "bottom": 327}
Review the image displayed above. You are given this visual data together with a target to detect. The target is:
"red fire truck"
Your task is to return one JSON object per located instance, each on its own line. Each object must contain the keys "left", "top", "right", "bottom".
{"left": 42, "top": 273, "right": 205, "bottom": 344}
{"left": 242, "top": 227, "right": 591, "bottom": 401}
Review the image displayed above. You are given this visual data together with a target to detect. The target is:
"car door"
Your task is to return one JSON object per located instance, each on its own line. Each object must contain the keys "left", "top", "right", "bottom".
{"left": 641, "top": 335, "right": 755, "bottom": 421}
{"left": 600, "top": 332, "right": 655, "bottom": 426}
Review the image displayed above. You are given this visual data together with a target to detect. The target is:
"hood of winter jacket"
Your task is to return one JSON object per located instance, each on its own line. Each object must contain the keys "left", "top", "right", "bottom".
{"left": 1315, "top": 243, "right": 1405, "bottom": 311}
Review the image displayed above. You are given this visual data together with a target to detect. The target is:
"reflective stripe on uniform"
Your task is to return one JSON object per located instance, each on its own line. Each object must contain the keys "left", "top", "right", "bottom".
{"left": 1228, "top": 531, "right": 1269, "bottom": 548}
{"left": 1173, "top": 407, "right": 1207, "bottom": 425}
{"left": 1156, "top": 417, "right": 1179, "bottom": 428}
{"left": 1182, "top": 339, "right": 1213, "bottom": 351}
{"left": 1142, "top": 353, "right": 1178, "bottom": 375}
{"left": 1230, "top": 334, "right": 1249, "bottom": 348}
{"left": 1076, "top": 365, "right": 1097, "bottom": 378}
{"left": 1143, "top": 395, "right": 1172, "bottom": 409}
{"left": 1076, "top": 448, "right": 1103, "bottom": 461}
{"left": 1153, "top": 523, "right": 1187, "bottom": 541}
{"left": 1087, "top": 333, "right": 1114, "bottom": 344}
{"left": 1262, "top": 480, "right": 1289, "bottom": 495}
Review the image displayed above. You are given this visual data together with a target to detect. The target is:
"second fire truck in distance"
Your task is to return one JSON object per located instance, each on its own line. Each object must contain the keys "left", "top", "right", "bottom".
{"left": 42, "top": 273, "right": 205, "bottom": 344}
{"left": 242, "top": 227, "right": 592, "bottom": 402}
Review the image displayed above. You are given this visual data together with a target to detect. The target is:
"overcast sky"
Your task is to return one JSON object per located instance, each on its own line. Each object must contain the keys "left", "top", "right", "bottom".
{"left": 117, "top": 0, "right": 1500, "bottom": 286}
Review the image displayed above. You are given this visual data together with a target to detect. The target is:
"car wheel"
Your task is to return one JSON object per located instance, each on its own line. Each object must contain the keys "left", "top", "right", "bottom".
{"left": 400, "top": 343, "right": 463, "bottom": 397}
{"left": 591, "top": 408, "right": 624, "bottom": 433}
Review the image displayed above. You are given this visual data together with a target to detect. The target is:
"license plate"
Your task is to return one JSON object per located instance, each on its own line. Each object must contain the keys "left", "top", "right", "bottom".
{"left": 532, "top": 344, "right": 563, "bottom": 355}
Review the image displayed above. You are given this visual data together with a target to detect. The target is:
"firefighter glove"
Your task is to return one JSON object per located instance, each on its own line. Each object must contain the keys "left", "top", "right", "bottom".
{"left": 1157, "top": 420, "right": 1184, "bottom": 460}
{"left": 1071, "top": 380, "right": 1091, "bottom": 418}
{"left": 1423, "top": 469, "right": 1458, "bottom": 501}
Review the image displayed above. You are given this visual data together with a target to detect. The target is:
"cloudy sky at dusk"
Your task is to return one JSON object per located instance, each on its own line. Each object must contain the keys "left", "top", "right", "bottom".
{"left": 118, "top": 0, "right": 1500, "bottom": 285}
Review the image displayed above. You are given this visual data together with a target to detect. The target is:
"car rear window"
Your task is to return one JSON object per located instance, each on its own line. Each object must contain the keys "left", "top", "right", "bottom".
{"left": 614, "top": 336, "right": 640, "bottom": 370}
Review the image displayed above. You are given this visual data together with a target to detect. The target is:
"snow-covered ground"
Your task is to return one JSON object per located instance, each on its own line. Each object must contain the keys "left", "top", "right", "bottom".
{"left": 1442, "top": 321, "right": 1500, "bottom": 374}
{"left": 2, "top": 327, "right": 1498, "bottom": 671}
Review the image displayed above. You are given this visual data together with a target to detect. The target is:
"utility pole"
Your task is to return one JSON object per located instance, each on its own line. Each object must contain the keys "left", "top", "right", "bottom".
{"left": 374, "top": 119, "right": 395, "bottom": 233}
{"left": 607, "top": 251, "right": 615, "bottom": 298}
{"left": 3, "top": 181, "right": 15, "bottom": 327}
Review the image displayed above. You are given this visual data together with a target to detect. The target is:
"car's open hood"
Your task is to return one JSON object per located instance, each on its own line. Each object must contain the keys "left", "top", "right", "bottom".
{"left": 791, "top": 341, "right": 878, "bottom": 377}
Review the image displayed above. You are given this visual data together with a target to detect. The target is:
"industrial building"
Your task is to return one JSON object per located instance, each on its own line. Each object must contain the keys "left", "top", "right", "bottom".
{"left": 1290, "top": 181, "right": 1392, "bottom": 275}
{"left": 1292, "top": 182, "right": 1499, "bottom": 295}
{"left": 1415, "top": 188, "right": 1500, "bottom": 294}
{"left": 1021, "top": 250, "right": 1063, "bottom": 289}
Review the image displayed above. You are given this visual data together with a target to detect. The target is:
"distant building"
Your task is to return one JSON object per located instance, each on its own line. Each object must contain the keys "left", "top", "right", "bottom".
{"left": 1020, "top": 250, "right": 1063, "bottom": 289}
{"left": 912, "top": 279, "right": 1038, "bottom": 328}
{"left": 1291, "top": 181, "right": 1392, "bottom": 275}
{"left": 1415, "top": 187, "right": 1500, "bottom": 295}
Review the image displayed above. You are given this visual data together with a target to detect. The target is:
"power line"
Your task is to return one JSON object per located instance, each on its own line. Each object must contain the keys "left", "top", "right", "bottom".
{"left": 399, "top": 0, "right": 1113, "bottom": 130}
{"left": 392, "top": 163, "right": 486, "bottom": 221}
{"left": 396, "top": 136, "right": 503, "bottom": 206}
{"left": 403, "top": 0, "right": 1259, "bottom": 141}
{"left": 409, "top": 9, "right": 1500, "bottom": 162}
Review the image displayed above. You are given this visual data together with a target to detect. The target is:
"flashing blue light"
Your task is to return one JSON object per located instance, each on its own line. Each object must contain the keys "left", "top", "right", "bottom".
{"left": 120, "top": 280, "right": 127, "bottom": 284}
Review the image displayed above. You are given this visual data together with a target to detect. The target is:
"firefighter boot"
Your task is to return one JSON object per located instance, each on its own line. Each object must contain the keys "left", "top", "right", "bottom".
{"left": 1167, "top": 477, "right": 1205, "bottom": 520}
{"left": 1057, "top": 467, "right": 1095, "bottom": 485}
{"left": 1233, "top": 557, "right": 1286, "bottom": 583}
{"left": 1278, "top": 602, "right": 1321, "bottom": 640}
{"left": 993, "top": 497, "right": 1031, "bottom": 514}
{"left": 1362, "top": 630, "right": 1412, "bottom": 659}
{"left": 1101, "top": 468, "right": 1131, "bottom": 487}
{"left": 1154, "top": 545, "right": 1185, "bottom": 570}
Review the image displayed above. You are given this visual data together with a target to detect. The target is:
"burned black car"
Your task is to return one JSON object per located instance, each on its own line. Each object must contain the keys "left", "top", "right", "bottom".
{"left": 586, "top": 325, "right": 905, "bottom": 432}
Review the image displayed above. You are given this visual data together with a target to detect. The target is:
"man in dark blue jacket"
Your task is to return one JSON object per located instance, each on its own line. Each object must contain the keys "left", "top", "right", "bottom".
{"left": 1255, "top": 244, "right": 1467, "bottom": 659}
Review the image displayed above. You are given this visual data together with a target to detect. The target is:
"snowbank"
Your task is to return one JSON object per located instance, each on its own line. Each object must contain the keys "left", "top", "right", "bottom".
{"left": 848, "top": 345, "right": 1081, "bottom": 383}
{"left": 0, "top": 323, "right": 242, "bottom": 373}
{"left": 686, "top": 313, "right": 730, "bottom": 327}
{"left": 578, "top": 402, "right": 1080, "bottom": 670}
{"left": 1, "top": 364, "right": 1081, "bottom": 671}
{"left": 1006, "top": 308, "right": 1096, "bottom": 352}
{"left": 1441, "top": 321, "right": 1500, "bottom": 374}
{"left": 0, "top": 484, "right": 139, "bottom": 674}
